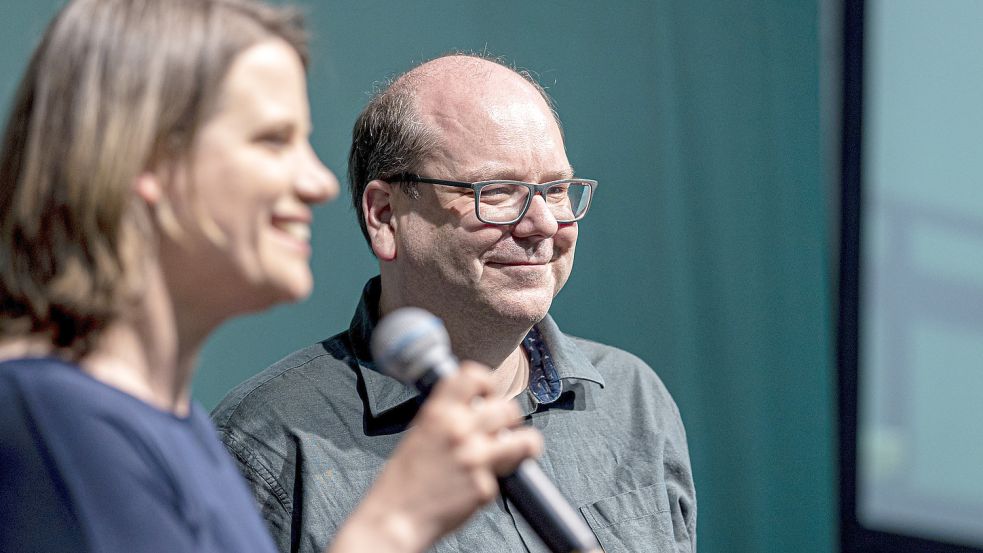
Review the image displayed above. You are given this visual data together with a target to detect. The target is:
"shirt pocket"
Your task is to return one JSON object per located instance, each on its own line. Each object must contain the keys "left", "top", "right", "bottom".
{"left": 579, "top": 482, "right": 679, "bottom": 553}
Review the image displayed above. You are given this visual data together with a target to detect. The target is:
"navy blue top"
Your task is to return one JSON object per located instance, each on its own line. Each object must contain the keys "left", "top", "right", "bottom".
{"left": 0, "top": 357, "right": 278, "bottom": 553}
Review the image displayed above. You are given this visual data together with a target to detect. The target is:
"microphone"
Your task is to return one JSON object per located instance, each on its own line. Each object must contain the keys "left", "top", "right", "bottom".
{"left": 372, "top": 307, "right": 602, "bottom": 553}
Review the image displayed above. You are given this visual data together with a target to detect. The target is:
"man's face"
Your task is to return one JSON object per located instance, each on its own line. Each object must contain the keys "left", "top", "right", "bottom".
{"left": 387, "top": 66, "right": 578, "bottom": 328}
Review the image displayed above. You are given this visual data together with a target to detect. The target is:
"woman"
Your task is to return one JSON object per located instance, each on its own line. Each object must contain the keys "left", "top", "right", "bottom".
{"left": 0, "top": 0, "right": 541, "bottom": 551}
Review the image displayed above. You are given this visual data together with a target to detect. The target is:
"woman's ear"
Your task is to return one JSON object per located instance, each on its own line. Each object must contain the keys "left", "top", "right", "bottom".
{"left": 363, "top": 179, "right": 397, "bottom": 261}
{"left": 133, "top": 171, "right": 162, "bottom": 205}
{"left": 133, "top": 166, "right": 185, "bottom": 240}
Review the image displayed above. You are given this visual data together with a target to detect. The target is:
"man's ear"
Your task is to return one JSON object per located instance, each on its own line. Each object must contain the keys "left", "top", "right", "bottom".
{"left": 363, "top": 179, "right": 397, "bottom": 261}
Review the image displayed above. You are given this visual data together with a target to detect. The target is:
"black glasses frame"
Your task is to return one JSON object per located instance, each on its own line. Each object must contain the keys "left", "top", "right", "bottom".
{"left": 393, "top": 173, "right": 598, "bottom": 225}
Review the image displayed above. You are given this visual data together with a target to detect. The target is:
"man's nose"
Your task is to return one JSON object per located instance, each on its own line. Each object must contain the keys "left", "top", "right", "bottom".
{"left": 512, "top": 193, "right": 559, "bottom": 238}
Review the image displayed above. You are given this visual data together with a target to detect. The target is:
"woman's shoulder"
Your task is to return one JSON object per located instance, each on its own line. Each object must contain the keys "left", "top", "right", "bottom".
{"left": 0, "top": 399, "right": 90, "bottom": 550}
{"left": 1, "top": 357, "right": 169, "bottom": 433}
{"left": 0, "top": 356, "right": 277, "bottom": 552}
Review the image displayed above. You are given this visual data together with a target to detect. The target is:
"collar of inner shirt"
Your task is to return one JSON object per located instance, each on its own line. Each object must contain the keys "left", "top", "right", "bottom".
{"left": 522, "top": 325, "right": 562, "bottom": 404}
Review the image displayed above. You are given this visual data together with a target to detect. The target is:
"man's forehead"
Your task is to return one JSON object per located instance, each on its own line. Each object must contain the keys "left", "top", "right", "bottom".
{"left": 396, "top": 55, "right": 569, "bottom": 181}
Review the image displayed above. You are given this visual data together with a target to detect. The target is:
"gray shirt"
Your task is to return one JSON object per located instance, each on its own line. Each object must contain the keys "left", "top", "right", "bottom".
{"left": 212, "top": 278, "right": 696, "bottom": 553}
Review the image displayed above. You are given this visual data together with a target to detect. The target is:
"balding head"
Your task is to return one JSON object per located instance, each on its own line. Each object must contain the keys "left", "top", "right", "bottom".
{"left": 348, "top": 54, "right": 563, "bottom": 247}
{"left": 387, "top": 54, "right": 562, "bottom": 138}
{"left": 392, "top": 55, "right": 555, "bottom": 111}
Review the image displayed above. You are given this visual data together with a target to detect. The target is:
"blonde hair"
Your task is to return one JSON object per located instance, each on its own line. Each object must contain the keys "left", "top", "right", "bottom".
{"left": 0, "top": 0, "right": 308, "bottom": 358}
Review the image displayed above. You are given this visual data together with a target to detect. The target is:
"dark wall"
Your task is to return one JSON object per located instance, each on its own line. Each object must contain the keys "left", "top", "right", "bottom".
{"left": 0, "top": 2, "right": 833, "bottom": 552}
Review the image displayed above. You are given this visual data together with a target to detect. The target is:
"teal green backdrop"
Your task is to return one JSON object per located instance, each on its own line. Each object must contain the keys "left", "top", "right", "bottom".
{"left": 0, "top": 2, "right": 834, "bottom": 552}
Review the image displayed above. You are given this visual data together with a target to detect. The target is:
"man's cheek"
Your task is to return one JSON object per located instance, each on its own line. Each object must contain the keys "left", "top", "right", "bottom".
{"left": 555, "top": 224, "right": 579, "bottom": 249}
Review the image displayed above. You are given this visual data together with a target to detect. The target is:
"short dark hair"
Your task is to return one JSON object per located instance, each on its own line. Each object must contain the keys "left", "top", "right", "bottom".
{"left": 347, "top": 78, "right": 436, "bottom": 246}
{"left": 347, "top": 53, "right": 561, "bottom": 248}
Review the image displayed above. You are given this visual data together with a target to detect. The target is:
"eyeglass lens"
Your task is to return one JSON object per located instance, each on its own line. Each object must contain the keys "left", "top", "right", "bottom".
{"left": 477, "top": 182, "right": 591, "bottom": 223}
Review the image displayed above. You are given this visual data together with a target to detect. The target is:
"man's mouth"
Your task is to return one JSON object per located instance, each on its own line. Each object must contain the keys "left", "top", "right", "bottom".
{"left": 486, "top": 260, "right": 549, "bottom": 267}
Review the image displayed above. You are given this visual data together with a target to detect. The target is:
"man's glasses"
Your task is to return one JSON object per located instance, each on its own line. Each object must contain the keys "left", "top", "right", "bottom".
{"left": 393, "top": 174, "right": 597, "bottom": 225}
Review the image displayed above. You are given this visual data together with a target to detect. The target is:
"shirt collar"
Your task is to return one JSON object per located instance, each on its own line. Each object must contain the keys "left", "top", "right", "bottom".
{"left": 348, "top": 277, "right": 420, "bottom": 418}
{"left": 348, "top": 276, "right": 605, "bottom": 419}
{"left": 531, "top": 314, "right": 605, "bottom": 389}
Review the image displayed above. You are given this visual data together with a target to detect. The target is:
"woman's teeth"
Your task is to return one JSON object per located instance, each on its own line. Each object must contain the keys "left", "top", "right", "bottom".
{"left": 274, "top": 220, "right": 310, "bottom": 242}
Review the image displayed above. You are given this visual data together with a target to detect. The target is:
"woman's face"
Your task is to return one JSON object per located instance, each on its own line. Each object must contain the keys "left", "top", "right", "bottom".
{"left": 161, "top": 38, "right": 338, "bottom": 317}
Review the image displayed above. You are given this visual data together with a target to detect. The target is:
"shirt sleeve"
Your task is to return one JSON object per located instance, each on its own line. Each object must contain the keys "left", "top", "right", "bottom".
{"left": 664, "top": 398, "right": 698, "bottom": 552}
{"left": 618, "top": 349, "right": 699, "bottom": 553}
{"left": 218, "top": 427, "right": 296, "bottom": 553}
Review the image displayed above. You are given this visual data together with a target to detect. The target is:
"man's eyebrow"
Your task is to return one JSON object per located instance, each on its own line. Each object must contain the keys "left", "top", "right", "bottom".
{"left": 462, "top": 165, "right": 576, "bottom": 183}
{"left": 556, "top": 166, "right": 576, "bottom": 180}
{"left": 458, "top": 164, "right": 513, "bottom": 182}
{"left": 538, "top": 167, "right": 576, "bottom": 182}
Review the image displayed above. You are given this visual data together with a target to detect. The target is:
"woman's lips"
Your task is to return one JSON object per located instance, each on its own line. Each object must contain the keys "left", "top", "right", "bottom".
{"left": 272, "top": 220, "right": 311, "bottom": 242}
{"left": 271, "top": 217, "right": 312, "bottom": 254}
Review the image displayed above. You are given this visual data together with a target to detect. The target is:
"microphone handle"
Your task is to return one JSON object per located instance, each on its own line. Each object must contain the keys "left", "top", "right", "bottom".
{"left": 414, "top": 369, "right": 443, "bottom": 396}
{"left": 499, "top": 459, "right": 600, "bottom": 553}
{"left": 411, "top": 366, "right": 600, "bottom": 553}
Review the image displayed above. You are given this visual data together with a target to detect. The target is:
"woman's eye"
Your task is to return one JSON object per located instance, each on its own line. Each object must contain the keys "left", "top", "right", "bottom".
{"left": 255, "top": 129, "right": 292, "bottom": 148}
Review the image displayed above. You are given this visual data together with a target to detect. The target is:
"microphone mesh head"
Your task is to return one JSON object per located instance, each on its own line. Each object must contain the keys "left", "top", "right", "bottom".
{"left": 371, "top": 307, "right": 451, "bottom": 383}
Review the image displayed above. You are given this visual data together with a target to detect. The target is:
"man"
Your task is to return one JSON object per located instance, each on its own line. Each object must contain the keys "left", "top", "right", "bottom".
{"left": 213, "top": 54, "right": 697, "bottom": 553}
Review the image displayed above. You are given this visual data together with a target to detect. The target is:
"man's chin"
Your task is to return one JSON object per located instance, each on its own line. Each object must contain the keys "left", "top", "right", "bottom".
{"left": 490, "top": 293, "right": 553, "bottom": 327}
